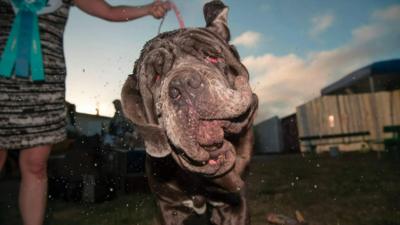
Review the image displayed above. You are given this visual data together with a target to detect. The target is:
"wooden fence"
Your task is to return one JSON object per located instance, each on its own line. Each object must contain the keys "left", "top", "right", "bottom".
{"left": 296, "top": 90, "right": 400, "bottom": 152}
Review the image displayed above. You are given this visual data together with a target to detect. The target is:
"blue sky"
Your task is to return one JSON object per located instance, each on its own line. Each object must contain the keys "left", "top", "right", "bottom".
{"left": 64, "top": 0, "right": 400, "bottom": 123}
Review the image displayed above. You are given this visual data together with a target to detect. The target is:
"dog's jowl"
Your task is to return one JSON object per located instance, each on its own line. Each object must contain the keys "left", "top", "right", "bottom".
{"left": 121, "top": 1, "right": 258, "bottom": 224}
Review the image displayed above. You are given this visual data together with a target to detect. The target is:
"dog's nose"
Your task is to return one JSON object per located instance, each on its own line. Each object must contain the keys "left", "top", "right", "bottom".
{"left": 169, "top": 73, "right": 203, "bottom": 99}
{"left": 186, "top": 74, "right": 201, "bottom": 89}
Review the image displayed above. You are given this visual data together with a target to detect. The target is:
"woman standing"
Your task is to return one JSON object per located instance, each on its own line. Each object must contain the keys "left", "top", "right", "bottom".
{"left": 0, "top": 1, "right": 170, "bottom": 225}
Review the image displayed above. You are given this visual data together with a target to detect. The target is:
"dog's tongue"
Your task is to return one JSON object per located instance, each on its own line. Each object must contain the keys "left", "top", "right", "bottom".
{"left": 197, "top": 120, "right": 224, "bottom": 147}
{"left": 208, "top": 153, "right": 225, "bottom": 165}
{"left": 208, "top": 159, "right": 218, "bottom": 165}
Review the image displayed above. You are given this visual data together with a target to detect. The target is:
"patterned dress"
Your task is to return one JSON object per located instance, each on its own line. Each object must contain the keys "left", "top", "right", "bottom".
{"left": 0, "top": 0, "right": 72, "bottom": 149}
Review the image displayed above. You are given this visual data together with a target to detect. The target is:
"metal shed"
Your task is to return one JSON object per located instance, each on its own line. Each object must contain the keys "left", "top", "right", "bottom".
{"left": 254, "top": 116, "right": 283, "bottom": 154}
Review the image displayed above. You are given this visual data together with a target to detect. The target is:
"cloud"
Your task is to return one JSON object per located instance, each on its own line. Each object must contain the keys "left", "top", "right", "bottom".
{"left": 231, "top": 31, "right": 262, "bottom": 48}
{"left": 373, "top": 4, "right": 400, "bottom": 21}
{"left": 246, "top": 4, "right": 400, "bottom": 124}
{"left": 309, "top": 12, "right": 335, "bottom": 38}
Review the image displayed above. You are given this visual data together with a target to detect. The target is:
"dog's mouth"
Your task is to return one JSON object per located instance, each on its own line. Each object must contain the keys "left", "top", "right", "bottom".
{"left": 171, "top": 100, "right": 256, "bottom": 177}
{"left": 200, "top": 137, "right": 228, "bottom": 166}
{"left": 172, "top": 139, "right": 235, "bottom": 177}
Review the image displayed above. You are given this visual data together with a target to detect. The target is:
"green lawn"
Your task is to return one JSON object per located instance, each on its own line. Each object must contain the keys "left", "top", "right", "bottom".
{"left": 1, "top": 152, "right": 399, "bottom": 225}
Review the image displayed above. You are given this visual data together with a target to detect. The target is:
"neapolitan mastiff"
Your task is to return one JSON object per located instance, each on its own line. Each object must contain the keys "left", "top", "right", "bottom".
{"left": 121, "top": 1, "right": 258, "bottom": 224}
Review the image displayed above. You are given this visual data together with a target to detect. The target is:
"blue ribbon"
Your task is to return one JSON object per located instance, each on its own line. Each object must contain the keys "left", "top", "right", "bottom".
{"left": 0, "top": 0, "right": 47, "bottom": 81}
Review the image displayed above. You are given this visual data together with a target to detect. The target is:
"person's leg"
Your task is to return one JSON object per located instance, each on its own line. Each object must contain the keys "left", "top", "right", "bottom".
{"left": 19, "top": 145, "right": 52, "bottom": 225}
{"left": 0, "top": 149, "right": 7, "bottom": 172}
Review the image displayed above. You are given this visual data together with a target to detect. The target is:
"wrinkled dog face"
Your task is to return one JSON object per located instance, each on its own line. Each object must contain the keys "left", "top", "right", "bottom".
{"left": 122, "top": 0, "right": 257, "bottom": 178}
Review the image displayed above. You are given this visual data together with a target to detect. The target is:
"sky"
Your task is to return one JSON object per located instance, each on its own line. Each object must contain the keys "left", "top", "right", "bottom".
{"left": 64, "top": 0, "right": 400, "bottom": 124}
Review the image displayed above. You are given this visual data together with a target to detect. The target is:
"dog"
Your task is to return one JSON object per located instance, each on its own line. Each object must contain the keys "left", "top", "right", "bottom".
{"left": 121, "top": 1, "right": 258, "bottom": 224}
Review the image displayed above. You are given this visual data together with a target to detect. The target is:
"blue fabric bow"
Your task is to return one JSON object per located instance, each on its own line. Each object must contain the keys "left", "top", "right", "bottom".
{"left": 0, "top": 0, "right": 47, "bottom": 81}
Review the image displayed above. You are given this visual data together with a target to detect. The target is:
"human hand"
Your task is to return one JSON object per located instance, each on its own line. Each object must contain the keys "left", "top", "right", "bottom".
{"left": 149, "top": 0, "right": 171, "bottom": 19}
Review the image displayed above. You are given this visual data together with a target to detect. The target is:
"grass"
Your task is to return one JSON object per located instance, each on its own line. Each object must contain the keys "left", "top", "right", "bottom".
{"left": 0, "top": 151, "right": 399, "bottom": 225}
{"left": 0, "top": 190, "right": 157, "bottom": 225}
{"left": 248, "top": 152, "right": 400, "bottom": 225}
{"left": 46, "top": 193, "right": 156, "bottom": 225}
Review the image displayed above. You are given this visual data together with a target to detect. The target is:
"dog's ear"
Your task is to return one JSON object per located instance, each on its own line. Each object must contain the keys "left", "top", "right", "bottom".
{"left": 121, "top": 75, "right": 172, "bottom": 157}
{"left": 121, "top": 75, "right": 147, "bottom": 125}
{"left": 204, "top": 0, "right": 230, "bottom": 41}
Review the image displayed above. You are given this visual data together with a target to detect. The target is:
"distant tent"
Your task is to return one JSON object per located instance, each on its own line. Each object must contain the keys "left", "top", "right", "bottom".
{"left": 321, "top": 59, "right": 400, "bottom": 95}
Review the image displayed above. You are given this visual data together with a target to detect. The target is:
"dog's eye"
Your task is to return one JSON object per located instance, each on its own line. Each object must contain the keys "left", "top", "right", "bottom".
{"left": 202, "top": 47, "right": 224, "bottom": 64}
{"left": 206, "top": 56, "right": 218, "bottom": 64}
{"left": 169, "top": 87, "right": 181, "bottom": 100}
{"left": 205, "top": 56, "right": 225, "bottom": 64}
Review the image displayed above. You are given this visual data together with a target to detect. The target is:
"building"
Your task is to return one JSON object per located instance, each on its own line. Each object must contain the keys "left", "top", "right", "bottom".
{"left": 49, "top": 101, "right": 143, "bottom": 202}
{"left": 254, "top": 114, "right": 300, "bottom": 154}
{"left": 74, "top": 112, "right": 111, "bottom": 136}
{"left": 254, "top": 116, "right": 283, "bottom": 154}
{"left": 281, "top": 114, "right": 300, "bottom": 153}
{"left": 66, "top": 102, "right": 111, "bottom": 137}
{"left": 296, "top": 59, "right": 400, "bottom": 153}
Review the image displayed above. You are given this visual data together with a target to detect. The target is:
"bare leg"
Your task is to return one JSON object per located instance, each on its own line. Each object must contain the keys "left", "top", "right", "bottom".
{"left": 19, "top": 145, "right": 51, "bottom": 225}
{"left": 0, "top": 149, "right": 7, "bottom": 171}
{"left": 0, "top": 149, "right": 7, "bottom": 172}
